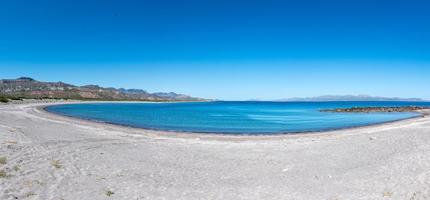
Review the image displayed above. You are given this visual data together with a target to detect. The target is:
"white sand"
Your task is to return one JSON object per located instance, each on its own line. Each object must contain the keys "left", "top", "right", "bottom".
{"left": 1, "top": 102, "right": 430, "bottom": 200}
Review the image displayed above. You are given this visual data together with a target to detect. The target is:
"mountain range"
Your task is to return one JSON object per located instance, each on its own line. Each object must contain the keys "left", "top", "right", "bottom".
{"left": 0, "top": 77, "right": 204, "bottom": 101}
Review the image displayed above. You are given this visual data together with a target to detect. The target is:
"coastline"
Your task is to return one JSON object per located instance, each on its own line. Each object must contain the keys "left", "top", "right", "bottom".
{"left": 39, "top": 101, "right": 429, "bottom": 139}
{"left": 2, "top": 101, "right": 430, "bottom": 199}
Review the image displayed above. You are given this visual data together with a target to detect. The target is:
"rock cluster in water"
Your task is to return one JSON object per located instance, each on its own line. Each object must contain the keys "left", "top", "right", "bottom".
{"left": 320, "top": 106, "right": 429, "bottom": 113}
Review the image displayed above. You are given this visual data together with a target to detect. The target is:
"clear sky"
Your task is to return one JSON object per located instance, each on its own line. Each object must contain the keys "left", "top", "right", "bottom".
{"left": 1, "top": 0, "right": 429, "bottom": 100}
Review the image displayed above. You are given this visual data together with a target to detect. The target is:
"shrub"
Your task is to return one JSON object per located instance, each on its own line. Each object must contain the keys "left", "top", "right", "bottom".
{"left": 51, "top": 160, "right": 62, "bottom": 169}
{"left": 105, "top": 190, "right": 114, "bottom": 196}
{"left": 0, "top": 170, "right": 8, "bottom": 178}
{"left": 9, "top": 96, "right": 23, "bottom": 101}
{"left": 0, "top": 96, "right": 9, "bottom": 103}
{"left": 0, "top": 157, "right": 6, "bottom": 165}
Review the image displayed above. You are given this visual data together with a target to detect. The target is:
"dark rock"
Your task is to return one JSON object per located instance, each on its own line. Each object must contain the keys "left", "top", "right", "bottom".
{"left": 320, "top": 106, "right": 429, "bottom": 113}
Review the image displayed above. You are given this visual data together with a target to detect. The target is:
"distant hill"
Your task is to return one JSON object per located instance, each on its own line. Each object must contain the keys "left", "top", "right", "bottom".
{"left": 0, "top": 77, "right": 205, "bottom": 101}
{"left": 278, "top": 95, "right": 424, "bottom": 102}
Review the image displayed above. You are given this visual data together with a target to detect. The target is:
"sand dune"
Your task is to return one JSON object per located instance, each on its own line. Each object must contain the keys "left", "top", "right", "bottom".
{"left": 1, "top": 102, "right": 430, "bottom": 200}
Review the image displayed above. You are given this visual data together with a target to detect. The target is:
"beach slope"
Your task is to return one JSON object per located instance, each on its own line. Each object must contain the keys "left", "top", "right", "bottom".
{"left": 1, "top": 102, "right": 430, "bottom": 200}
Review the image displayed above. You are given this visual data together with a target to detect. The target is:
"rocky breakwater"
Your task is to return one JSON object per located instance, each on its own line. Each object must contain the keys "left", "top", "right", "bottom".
{"left": 321, "top": 106, "right": 430, "bottom": 113}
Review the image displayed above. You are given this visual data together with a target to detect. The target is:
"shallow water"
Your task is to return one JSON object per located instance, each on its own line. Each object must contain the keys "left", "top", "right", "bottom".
{"left": 46, "top": 101, "right": 430, "bottom": 134}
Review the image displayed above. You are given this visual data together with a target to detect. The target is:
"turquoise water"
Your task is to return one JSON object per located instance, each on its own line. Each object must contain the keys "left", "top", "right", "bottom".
{"left": 46, "top": 101, "right": 430, "bottom": 135}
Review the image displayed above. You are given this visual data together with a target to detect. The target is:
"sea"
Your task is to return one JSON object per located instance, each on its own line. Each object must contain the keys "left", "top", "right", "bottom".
{"left": 46, "top": 101, "right": 430, "bottom": 135}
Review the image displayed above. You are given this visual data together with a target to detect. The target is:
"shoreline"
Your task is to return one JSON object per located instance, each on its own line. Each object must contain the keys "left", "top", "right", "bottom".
{"left": 37, "top": 101, "right": 430, "bottom": 140}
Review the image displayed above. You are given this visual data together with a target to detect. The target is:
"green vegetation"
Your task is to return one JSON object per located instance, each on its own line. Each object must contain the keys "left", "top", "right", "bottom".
{"left": 0, "top": 96, "right": 9, "bottom": 103}
{"left": 0, "top": 170, "right": 9, "bottom": 178}
{"left": 51, "top": 160, "right": 62, "bottom": 169}
{"left": 9, "top": 96, "right": 23, "bottom": 101}
{"left": 0, "top": 156, "right": 6, "bottom": 165}
{"left": 105, "top": 190, "right": 115, "bottom": 197}
{"left": 25, "top": 192, "right": 36, "bottom": 198}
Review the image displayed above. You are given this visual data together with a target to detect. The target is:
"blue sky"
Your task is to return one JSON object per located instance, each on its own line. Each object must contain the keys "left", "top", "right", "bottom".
{"left": 1, "top": 0, "right": 429, "bottom": 100}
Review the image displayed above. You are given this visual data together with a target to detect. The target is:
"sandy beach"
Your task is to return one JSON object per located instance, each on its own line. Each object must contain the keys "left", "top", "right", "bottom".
{"left": 1, "top": 102, "right": 430, "bottom": 200}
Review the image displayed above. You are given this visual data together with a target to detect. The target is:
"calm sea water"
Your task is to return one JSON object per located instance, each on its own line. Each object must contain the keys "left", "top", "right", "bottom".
{"left": 46, "top": 101, "right": 430, "bottom": 135}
